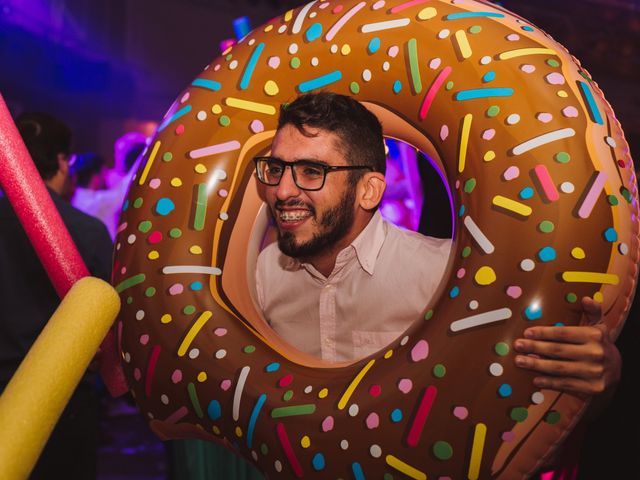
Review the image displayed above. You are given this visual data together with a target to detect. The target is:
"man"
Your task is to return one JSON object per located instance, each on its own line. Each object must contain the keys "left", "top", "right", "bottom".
{"left": 0, "top": 112, "right": 113, "bottom": 479}
{"left": 255, "top": 91, "right": 620, "bottom": 397}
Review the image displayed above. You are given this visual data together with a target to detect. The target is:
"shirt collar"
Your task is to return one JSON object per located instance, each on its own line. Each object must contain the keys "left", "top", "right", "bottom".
{"left": 282, "top": 210, "right": 386, "bottom": 277}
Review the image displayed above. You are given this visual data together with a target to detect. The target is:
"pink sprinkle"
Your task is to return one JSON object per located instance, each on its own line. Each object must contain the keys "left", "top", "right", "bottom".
{"left": 214, "top": 327, "right": 227, "bottom": 336}
{"left": 218, "top": 189, "right": 228, "bottom": 198}
{"left": 398, "top": 378, "right": 413, "bottom": 393}
{"left": 411, "top": 339, "right": 429, "bottom": 362}
{"left": 139, "top": 334, "right": 149, "bottom": 345}
{"left": 250, "top": 119, "right": 264, "bottom": 133}
{"left": 214, "top": 64, "right": 221, "bottom": 71}
{"left": 149, "top": 178, "right": 161, "bottom": 189}
{"left": 438, "top": 477, "right": 453, "bottom": 480}
{"left": 369, "top": 385, "right": 381, "bottom": 397}
{"left": 148, "top": 231, "right": 163, "bottom": 244}
{"left": 545, "top": 72, "right": 565, "bottom": 85}
{"left": 279, "top": 374, "right": 294, "bottom": 388}
{"left": 171, "top": 369, "right": 183, "bottom": 383}
{"left": 453, "top": 406, "right": 468, "bottom": 419}
{"left": 537, "top": 112, "right": 553, "bottom": 123}
{"left": 332, "top": 4, "right": 344, "bottom": 13}
{"left": 372, "top": 0, "right": 385, "bottom": 9}
{"left": 440, "top": 125, "right": 449, "bottom": 141}
{"left": 180, "top": 92, "right": 190, "bottom": 103}
{"left": 506, "top": 285, "right": 522, "bottom": 299}
{"left": 120, "top": 266, "right": 127, "bottom": 275}
{"left": 133, "top": 368, "right": 142, "bottom": 381}
{"left": 562, "top": 106, "right": 579, "bottom": 118}
{"left": 365, "top": 412, "right": 380, "bottom": 429}
{"left": 506, "top": 33, "right": 520, "bottom": 41}
{"left": 268, "top": 56, "right": 280, "bottom": 69}
{"left": 168, "top": 283, "right": 183, "bottom": 295}
{"left": 175, "top": 124, "right": 185, "bottom": 135}
{"left": 502, "top": 431, "right": 516, "bottom": 442}
{"left": 521, "top": 64, "right": 535, "bottom": 73}
{"left": 456, "top": 268, "right": 466, "bottom": 279}
{"left": 388, "top": 45, "right": 399, "bottom": 58}
{"left": 503, "top": 166, "right": 520, "bottom": 181}
{"left": 429, "top": 58, "right": 441, "bottom": 69}
{"left": 321, "top": 416, "right": 334, "bottom": 432}
{"left": 482, "top": 128, "right": 496, "bottom": 140}
{"left": 220, "top": 379, "right": 232, "bottom": 391}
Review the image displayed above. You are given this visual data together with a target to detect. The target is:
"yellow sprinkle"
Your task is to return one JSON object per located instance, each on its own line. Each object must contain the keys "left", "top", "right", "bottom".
{"left": 562, "top": 271, "right": 619, "bottom": 285}
{"left": 177, "top": 311, "right": 212, "bottom": 357}
{"left": 571, "top": 247, "right": 586, "bottom": 259}
{"left": 300, "top": 436, "right": 311, "bottom": 448}
{"left": 338, "top": 359, "right": 375, "bottom": 410}
{"left": 235, "top": 426, "right": 243, "bottom": 437}
{"left": 341, "top": 44, "right": 351, "bottom": 55}
{"left": 148, "top": 250, "right": 160, "bottom": 260}
{"left": 458, "top": 113, "right": 472, "bottom": 173}
{"left": 195, "top": 164, "right": 207, "bottom": 174}
{"left": 454, "top": 30, "right": 472, "bottom": 59}
{"left": 190, "top": 245, "right": 203, "bottom": 255}
{"left": 284, "top": 9, "right": 293, "bottom": 21}
{"left": 384, "top": 350, "right": 393, "bottom": 359}
{"left": 385, "top": 455, "right": 426, "bottom": 480}
{"left": 468, "top": 423, "right": 487, "bottom": 480}
{"left": 593, "top": 292, "right": 604, "bottom": 303}
{"left": 225, "top": 97, "right": 277, "bottom": 115}
{"left": 498, "top": 47, "right": 556, "bottom": 60}
{"left": 197, "top": 372, "right": 207, "bottom": 382}
{"left": 222, "top": 46, "right": 233, "bottom": 56}
{"left": 484, "top": 150, "right": 496, "bottom": 162}
{"left": 161, "top": 314, "right": 172, "bottom": 324}
{"left": 492, "top": 195, "right": 532, "bottom": 217}
{"left": 211, "top": 104, "right": 222, "bottom": 114}
{"left": 264, "top": 80, "right": 279, "bottom": 96}
{"left": 264, "top": 24, "right": 273, "bottom": 32}
{"left": 212, "top": 425, "right": 221, "bottom": 435}
{"left": 138, "top": 140, "right": 161, "bottom": 185}
{"left": 475, "top": 266, "right": 496, "bottom": 285}
{"left": 318, "top": 388, "right": 329, "bottom": 399}
{"left": 418, "top": 7, "right": 437, "bottom": 20}
{"left": 557, "top": 90, "right": 568, "bottom": 98}
{"left": 170, "top": 177, "right": 182, "bottom": 187}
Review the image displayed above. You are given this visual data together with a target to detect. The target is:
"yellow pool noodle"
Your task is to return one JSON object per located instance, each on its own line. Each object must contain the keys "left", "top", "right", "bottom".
{"left": 0, "top": 277, "right": 121, "bottom": 479}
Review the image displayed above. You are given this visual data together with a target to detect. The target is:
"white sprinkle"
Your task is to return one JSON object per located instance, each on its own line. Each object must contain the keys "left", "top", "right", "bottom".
{"left": 619, "top": 243, "right": 629, "bottom": 255}
{"left": 370, "top": 444, "right": 382, "bottom": 458}
{"left": 450, "top": 308, "right": 512, "bottom": 332}
{"left": 340, "top": 440, "right": 349, "bottom": 450}
{"left": 215, "top": 349, "right": 227, "bottom": 359}
{"left": 531, "top": 391, "right": 545, "bottom": 404}
{"left": 189, "top": 348, "right": 200, "bottom": 359}
{"left": 136, "top": 310, "right": 145, "bottom": 320}
{"left": 506, "top": 113, "right": 520, "bottom": 125}
{"left": 560, "top": 182, "right": 575, "bottom": 193}
{"left": 438, "top": 29, "right": 450, "bottom": 39}
{"left": 348, "top": 404, "right": 359, "bottom": 416}
{"left": 480, "top": 55, "right": 492, "bottom": 65}
{"left": 161, "top": 394, "right": 169, "bottom": 405}
{"left": 362, "top": 69, "right": 372, "bottom": 81}
{"left": 520, "top": 259, "right": 535, "bottom": 271}
{"left": 489, "top": 363, "right": 504, "bottom": 376}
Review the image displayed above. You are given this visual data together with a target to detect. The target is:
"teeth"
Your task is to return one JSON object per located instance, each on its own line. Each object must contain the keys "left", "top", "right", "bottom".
{"left": 279, "top": 210, "right": 311, "bottom": 222}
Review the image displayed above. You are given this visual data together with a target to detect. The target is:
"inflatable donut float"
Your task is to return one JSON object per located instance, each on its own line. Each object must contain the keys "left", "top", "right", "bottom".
{"left": 113, "top": 0, "right": 638, "bottom": 478}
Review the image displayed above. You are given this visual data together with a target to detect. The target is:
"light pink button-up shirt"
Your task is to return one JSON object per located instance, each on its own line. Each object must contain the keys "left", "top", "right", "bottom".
{"left": 256, "top": 211, "right": 452, "bottom": 362}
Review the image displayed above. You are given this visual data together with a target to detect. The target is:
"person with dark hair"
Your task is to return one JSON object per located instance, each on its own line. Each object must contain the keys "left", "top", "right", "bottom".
{"left": 0, "top": 111, "right": 112, "bottom": 479}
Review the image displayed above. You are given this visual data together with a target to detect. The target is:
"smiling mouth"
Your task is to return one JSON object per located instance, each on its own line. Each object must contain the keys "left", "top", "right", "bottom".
{"left": 278, "top": 209, "right": 312, "bottom": 223}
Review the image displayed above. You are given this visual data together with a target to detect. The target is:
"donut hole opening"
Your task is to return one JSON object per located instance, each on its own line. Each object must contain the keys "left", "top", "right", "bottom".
{"left": 246, "top": 137, "right": 454, "bottom": 363}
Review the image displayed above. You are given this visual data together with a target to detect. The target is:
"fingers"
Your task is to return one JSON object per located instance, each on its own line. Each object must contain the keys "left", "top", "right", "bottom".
{"left": 580, "top": 296, "right": 603, "bottom": 326}
{"left": 520, "top": 324, "right": 606, "bottom": 346}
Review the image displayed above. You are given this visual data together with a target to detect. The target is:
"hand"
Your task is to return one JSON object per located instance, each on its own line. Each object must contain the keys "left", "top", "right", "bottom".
{"left": 513, "top": 297, "right": 621, "bottom": 397}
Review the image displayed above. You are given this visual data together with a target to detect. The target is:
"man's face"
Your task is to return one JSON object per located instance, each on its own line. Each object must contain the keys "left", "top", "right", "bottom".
{"left": 264, "top": 124, "right": 358, "bottom": 260}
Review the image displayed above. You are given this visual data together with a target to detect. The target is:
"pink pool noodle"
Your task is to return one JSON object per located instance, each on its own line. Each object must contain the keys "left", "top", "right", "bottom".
{"left": 0, "top": 95, "right": 128, "bottom": 396}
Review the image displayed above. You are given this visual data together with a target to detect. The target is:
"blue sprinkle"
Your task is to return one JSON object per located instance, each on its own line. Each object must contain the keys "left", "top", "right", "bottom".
{"left": 352, "top": 463, "right": 365, "bottom": 480}
{"left": 525, "top": 304, "right": 542, "bottom": 320}
{"left": 312, "top": 453, "right": 326, "bottom": 471}
{"left": 521, "top": 25, "right": 535, "bottom": 32}
{"left": 393, "top": 80, "right": 402, "bottom": 94}
{"left": 482, "top": 70, "right": 496, "bottom": 83}
{"left": 458, "top": 205, "right": 465, "bottom": 217}
{"left": 604, "top": 227, "right": 618, "bottom": 242}
{"left": 554, "top": 322, "right": 565, "bottom": 327}
{"left": 122, "top": 200, "right": 129, "bottom": 211}
{"left": 305, "top": 23, "right": 323, "bottom": 42}
{"left": 190, "top": 281, "right": 203, "bottom": 291}
{"left": 368, "top": 37, "right": 381, "bottom": 54}
{"left": 207, "top": 400, "right": 221, "bottom": 420}
{"left": 519, "top": 187, "right": 534, "bottom": 200}
{"left": 156, "top": 198, "right": 175, "bottom": 216}
{"left": 538, "top": 246, "right": 557, "bottom": 262}
{"left": 265, "top": 362, "right": 280, "bottom": 373}
{"left": 449, "top": 286, "right": 460, "bottom": 298}
{"left": 498, "top": 384, "right": 512, "bottom": 397}
{"left": 390, "top": 408, "right": 403, "bottom": 422}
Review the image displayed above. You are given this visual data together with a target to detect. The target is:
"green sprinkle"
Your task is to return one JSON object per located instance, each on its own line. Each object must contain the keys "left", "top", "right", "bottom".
{"left": 464, "top": 178, "right": 477, "bottom": 193}
{"left": 424, "top": 310, "right": 434, "bottom": 320}
{"left": 469, "top": 25, "right": 482, "bottom": 34}
{"left": 126, "top": 296, "right": 133, "bottom": 305}
{"left": 462, "top": 246, "right": 471, "bottom": 258}
{"left": 133, "top": 197, "right": 144, "bottom": 208}
{"left": 566, "top": 293, "right": 578, "bottom": 303}
{"left": 433, "top": 440, "right": 453, "bottom": 460}
{"left": 487, "top": 105, "right": 500, "bottom": 117}
{"left": 383, "top": 474, "right": 394, "bottom": 480}
{"left": 350, "top": 81, "right": 360, "bottom": 94}
{"left": 225, "top": 53, "right": 233, "bottom": 61}
{"left": 445, "top": 81, "right": 454, "bottom": 90}
{"left": 555, "top": 152, "right": 570, "bottom": 163}
{"left": 545, "top": 410, "right": 561, "bottom": 424}
{"left": 271, "top": 404, "right": 316, "bottom": 418}
{"left": 546, "top": 59, "right": 560, "bottom": 67}
{"left": 144, "top": 287, "right": 156, "bottom": 297}
{"left": 283, "top": 390, "right": 294, "bottom": 401}
{"left": 219, "top": 115, "right": 231, "bottom": 126}
{"left": 433, "top": 364, "right": 446, "bottom": 378}
{"left": 538, "top": 220, "right": 554, "bottom": 233}
{"left": 243, "top": 345, "right": 256, "bottom": 354}
{"left": 260, "top": 443, "right": 269, "bottom": 455}
{"left": 169, "top": 228, "right": 182, "bottom": 238}
{"left": 115, "top": 273, "right": 146, "bottom": 293}
{"left": 494, "top": 342, "right": 510, "bottom": 356}
{"left": 621, "top": 187, "right": 632, "bottom": 203}
{"left": 290, "top": 57, "right": 301, "bottom": 68}
{"left": 510, "top": 407, "right": 528, "bottom": 422}
{"left": 138, "top": 221, "right": 152, "bottom": 233}
{"left": 607, "top": 195, "right": 619, "bottom": 206}
{"left": 183, "top": 305, "right": 196, "bottom": 315}
{"left": 162, "top": 152, "right": 173, "bottom": 162}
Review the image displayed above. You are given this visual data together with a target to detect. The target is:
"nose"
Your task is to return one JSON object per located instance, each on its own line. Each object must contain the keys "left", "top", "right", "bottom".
{"left": 274, "top": 165, "right": 301, "bottom": 200}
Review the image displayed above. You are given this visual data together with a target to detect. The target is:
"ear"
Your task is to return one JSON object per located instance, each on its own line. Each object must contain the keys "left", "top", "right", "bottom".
{"left": 57, "top": 153, "right": 69, "bottom": 176}
{"left": 357, "top": 172, "right": 386, "bottom": 210}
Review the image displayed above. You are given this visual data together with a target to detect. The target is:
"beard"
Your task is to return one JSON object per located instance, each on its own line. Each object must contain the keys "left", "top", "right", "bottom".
{"left": 274, "top": 186, "right": 356, "bottom": 259}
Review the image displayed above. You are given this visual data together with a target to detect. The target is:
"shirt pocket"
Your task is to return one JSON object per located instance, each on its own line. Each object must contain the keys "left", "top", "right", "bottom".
{"left": 352, "top": 330, "right": 404, "bottom": 359}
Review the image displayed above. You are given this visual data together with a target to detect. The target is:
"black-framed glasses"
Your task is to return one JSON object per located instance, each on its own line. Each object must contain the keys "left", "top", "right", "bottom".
{"left": 254, "top": 156, "right": 373, "bottom": 191}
